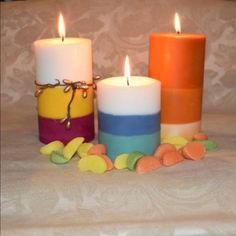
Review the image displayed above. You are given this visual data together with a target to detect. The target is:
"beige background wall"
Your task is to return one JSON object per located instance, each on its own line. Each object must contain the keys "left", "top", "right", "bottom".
{"left": 1, "top": 0, "right": 236, "bottom": 113}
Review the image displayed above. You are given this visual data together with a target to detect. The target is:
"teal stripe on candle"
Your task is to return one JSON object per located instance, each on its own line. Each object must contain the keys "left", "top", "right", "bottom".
{"left": 98, "top": 131, "right": 160, "bottom": 161}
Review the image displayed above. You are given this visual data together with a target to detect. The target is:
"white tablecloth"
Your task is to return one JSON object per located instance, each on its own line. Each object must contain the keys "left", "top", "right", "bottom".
{"left": 1, "top": 100, "right": 236, "bottom": 236}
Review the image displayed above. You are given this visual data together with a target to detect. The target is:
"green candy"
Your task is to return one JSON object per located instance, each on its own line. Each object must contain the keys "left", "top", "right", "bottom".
{"left": 127, "top": 151, "right": 145, "bottom": 171}
{"left": 193, "top": 140, "right": 218, "bottom": 151}
{"left": 50, "top": 149, "right": 69, "bottom": 165}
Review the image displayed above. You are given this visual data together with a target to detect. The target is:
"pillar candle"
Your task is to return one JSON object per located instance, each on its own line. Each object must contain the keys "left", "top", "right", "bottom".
{"left": 97, "top": 73, "right": 161, "bottom": 161}
{"left": 149, "top": 13, "right": 206, "bottom": 141}
{"left": 33, "top": 14, "right": 94, "bottom": 144}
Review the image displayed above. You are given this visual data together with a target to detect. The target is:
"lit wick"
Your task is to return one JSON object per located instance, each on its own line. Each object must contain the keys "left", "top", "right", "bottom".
{"left": 124, "top": 55, "right": 130, "bottom": 86}
{"left": 58, "top": 13, "right": 66, "bottom": 43}
{"left": 174, "top": 12, "right": 181, "bottom": 35}
{"left": 127, "top": 76, "right": 130, "bottom": 86}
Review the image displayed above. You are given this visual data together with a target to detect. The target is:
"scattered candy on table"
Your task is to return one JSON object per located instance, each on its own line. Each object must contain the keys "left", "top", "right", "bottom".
{"left": 127, "top": 151, "right": 145, "bottom": 171}
{"left": 154, "top": 143, "right": 176, "bottom": 161}
{"left": 193, "top": 139, "right": 218, "bottom": 151}
{"left": 100, "top": 155, "right": 114, "bottom": 171}
{"left": 136, "top": 156, "right": 161, "bottom": 174}
{"left": 64, "top": 137, "right": 84, "bottom": 160}
{"left": 114, "top": 153, "right": 129, "bottom": 170}
{"left": 182, "top": 142, "right": 206, "bottom": 160}
{"left": 193, "top": 132, "right": 208, "bottom": 141}
{"left": 50, "top": 149, "right": 69, "bottom": 165}
{"left": 78, "top": 155, "right": 107, "bottom": 174}
{"left": 40, "top": 140, "right": 64, "bottom": 155}
{"left": 88, "top": 144, "right": 106, "bottom": 155}
{"left": 77, "top": 142, "right": 94, "bottom": 158}
{"left": 39, "top": 132, "right": 218, "bottom": 174}
{"left": 162, "top": 136, "right": 188, "bottom": 150}
{"left": 162, "top": 151, "right": 184, "bottom": 166}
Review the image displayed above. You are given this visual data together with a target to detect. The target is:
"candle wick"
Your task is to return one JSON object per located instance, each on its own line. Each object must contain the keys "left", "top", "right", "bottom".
{"left": 177, "top": 31, "right": 180, "bottom": 35}
{"left": 61, "top": 36, "right": 64, "bottom": 42}
{"left": 127, "top": 76, "right": 130, "bottom": 86}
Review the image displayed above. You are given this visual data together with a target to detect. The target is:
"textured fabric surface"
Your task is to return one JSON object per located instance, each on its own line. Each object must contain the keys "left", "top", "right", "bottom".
{"left": 1, "top": 0, "right": 236, "bottom": 235}
{"left": 1, "top": 101, "right": 236, "bottom": 235}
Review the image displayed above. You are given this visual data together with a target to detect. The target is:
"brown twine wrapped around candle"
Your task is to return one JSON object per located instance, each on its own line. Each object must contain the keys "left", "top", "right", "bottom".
{"left": 35, "top": 75, "right": 100, "bottom": 129}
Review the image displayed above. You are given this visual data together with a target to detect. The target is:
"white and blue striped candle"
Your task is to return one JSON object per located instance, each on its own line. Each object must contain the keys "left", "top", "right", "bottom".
{"left": 97, "top": 57, "right": 161, "bottom": 161}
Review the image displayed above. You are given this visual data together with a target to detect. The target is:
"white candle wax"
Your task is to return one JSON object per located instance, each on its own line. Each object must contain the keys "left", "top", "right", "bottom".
{"left": 97, "top": 76, "right": 160, "bottom": 115}
{"left": 33, "top": 37, "right": 92, "bottom": 84}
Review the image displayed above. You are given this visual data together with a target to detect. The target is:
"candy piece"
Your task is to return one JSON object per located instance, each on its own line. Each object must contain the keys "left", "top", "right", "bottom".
{"left": 50, "top": 149, "right": 69, "bottom": 165}
{"left": 88, "top": 144, "right": 106, "bottom": 155}
{"left": 127, "top": 151, "right": 145, "bottom": 171}
{"left": 182, "top": 142, "right": 205, "bottom": 160}
{"left": 114, "top": 153, "right": 129, "bottom": 170}
{"left": 193, "top": 139, "right": 218, "bottom": 151}
{"left": 77, "top": 142, "right": 94, "bottom": 158}
{"left": 154, "top": 143, "right": 176, "bottom": 160}
{"left": 162, "top": 151, "right": 184, "bottom": 166}
{"left": 78, "top": 155, "right": 107, "bottom": 174}
{"left": 162, "top": 136, "right": 188, "bottom": 150}
{"left": 178, "top": 148, "right": 184, "bottom": 157}
{"left": 136, "top": 156, "right": 161, "bottom": 174}
{"left": 193, "top": 132, "right": 208, "bottom": 141}
{"left": 40, "top": 140, "right": 64, "bottom": 155}
{"left": 100, "top": 155, "right": 114, "bottom": 171}
{"left": 64, "top": 137, "right": 84, "bottom": 160}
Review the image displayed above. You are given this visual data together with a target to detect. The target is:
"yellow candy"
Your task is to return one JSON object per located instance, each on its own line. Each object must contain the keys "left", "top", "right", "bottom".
{"left": 162, "top": 136, "right": 188, "bottom": 150}
{"left": 114, "top": 153, "right": 129, "bottom": 169}
{"left": 78, "top": 155, "right": 107, "bottom": 174}
{"left": 40, "top": 141, "right": 64, "bottom": 155}
{"left": 77, "top": 143, "right": 94, "bottom": 158}
{"left": 64, "top": 137, "right": 84, "bottom": 160}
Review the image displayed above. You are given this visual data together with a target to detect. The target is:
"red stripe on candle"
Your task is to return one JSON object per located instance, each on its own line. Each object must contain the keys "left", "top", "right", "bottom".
{"left": 38, "top": 113, "right": 94, "bottom": 144}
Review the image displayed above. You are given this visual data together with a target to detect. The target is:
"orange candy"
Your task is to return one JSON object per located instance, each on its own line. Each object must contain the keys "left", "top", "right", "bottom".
{"left": 193, "top": 132, "right": 208, "bottom": 141}
{"left": 178, "top": 148, "right": 184, "bottom": 156}
{"left": 136, "top": 156, "right": 161, "bottom": 174}
{"left": 162, "top": 151, "right": 184, "bottom": 166}
{"left": 182, "top": 142, "right": 205, "bottom": 160}
{"left": 88, "top": 144, "right": 106, "bottom": 155}
{"left": 100, "top": 155, "right": 114, "bottom": 171}
{"left": 154, "top": 143, "right": 176, "bottom": 160}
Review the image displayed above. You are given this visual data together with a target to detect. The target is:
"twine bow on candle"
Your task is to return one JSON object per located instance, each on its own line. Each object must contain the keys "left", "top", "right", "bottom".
{"left": 35, "top": 75, "right": 100, "bottom": 129}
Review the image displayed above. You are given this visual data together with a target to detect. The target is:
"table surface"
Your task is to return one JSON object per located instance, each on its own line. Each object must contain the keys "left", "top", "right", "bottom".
{"left": 1, "top": 101, "right": 236, "bottom": 236}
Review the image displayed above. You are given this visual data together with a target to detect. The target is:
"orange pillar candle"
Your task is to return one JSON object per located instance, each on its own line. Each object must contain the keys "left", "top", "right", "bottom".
{"left": 149, "top": 13, "right": 206, "bottom": 141}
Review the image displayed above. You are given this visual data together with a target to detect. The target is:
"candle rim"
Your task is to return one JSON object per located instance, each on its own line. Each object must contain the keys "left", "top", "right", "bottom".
{"left": 33, "top": 37, "right": 91, "bottom": 46}
{"left": 100, "top": 76, "right": 161, "bottom": 87}
{"left": 150, "top": 32, "right": 206, "bottom": 39}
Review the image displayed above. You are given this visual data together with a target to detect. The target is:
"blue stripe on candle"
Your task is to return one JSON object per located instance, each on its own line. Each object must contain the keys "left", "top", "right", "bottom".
{"left": 99, "top": 131, "right": 160, "bottom": 161}
{"left": 98, "top": 111, "right": 160, "bottom": 136}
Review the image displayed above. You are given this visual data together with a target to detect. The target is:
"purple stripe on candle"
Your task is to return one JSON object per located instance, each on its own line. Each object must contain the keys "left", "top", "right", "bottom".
{"left": 38, "top": 113, "right": 94, "bottom": 144}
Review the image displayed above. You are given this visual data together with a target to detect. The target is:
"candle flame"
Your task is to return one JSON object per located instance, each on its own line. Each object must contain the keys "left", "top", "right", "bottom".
{"left": 124, "top": 55, "right": 131, "bottom": 86}
{"left": 58, "top": 13, "right": 65, "bottom": 42}
{"left": 174, "top": 12, "right": 181, "bottom": 34}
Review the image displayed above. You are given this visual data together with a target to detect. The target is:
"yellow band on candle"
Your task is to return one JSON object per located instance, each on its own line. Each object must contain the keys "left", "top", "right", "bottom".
{"left": 37, "top": 86, "right": 93, "bottom": 119}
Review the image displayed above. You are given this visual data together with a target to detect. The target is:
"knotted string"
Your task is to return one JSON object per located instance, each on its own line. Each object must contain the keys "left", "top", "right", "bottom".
{"left": 35, "top": 76, "right": 100, "bottom": 129}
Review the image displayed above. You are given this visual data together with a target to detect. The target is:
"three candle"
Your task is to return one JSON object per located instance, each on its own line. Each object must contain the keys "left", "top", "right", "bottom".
{"left": 34, "top": 13, "right": 206, "bottom": 158}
